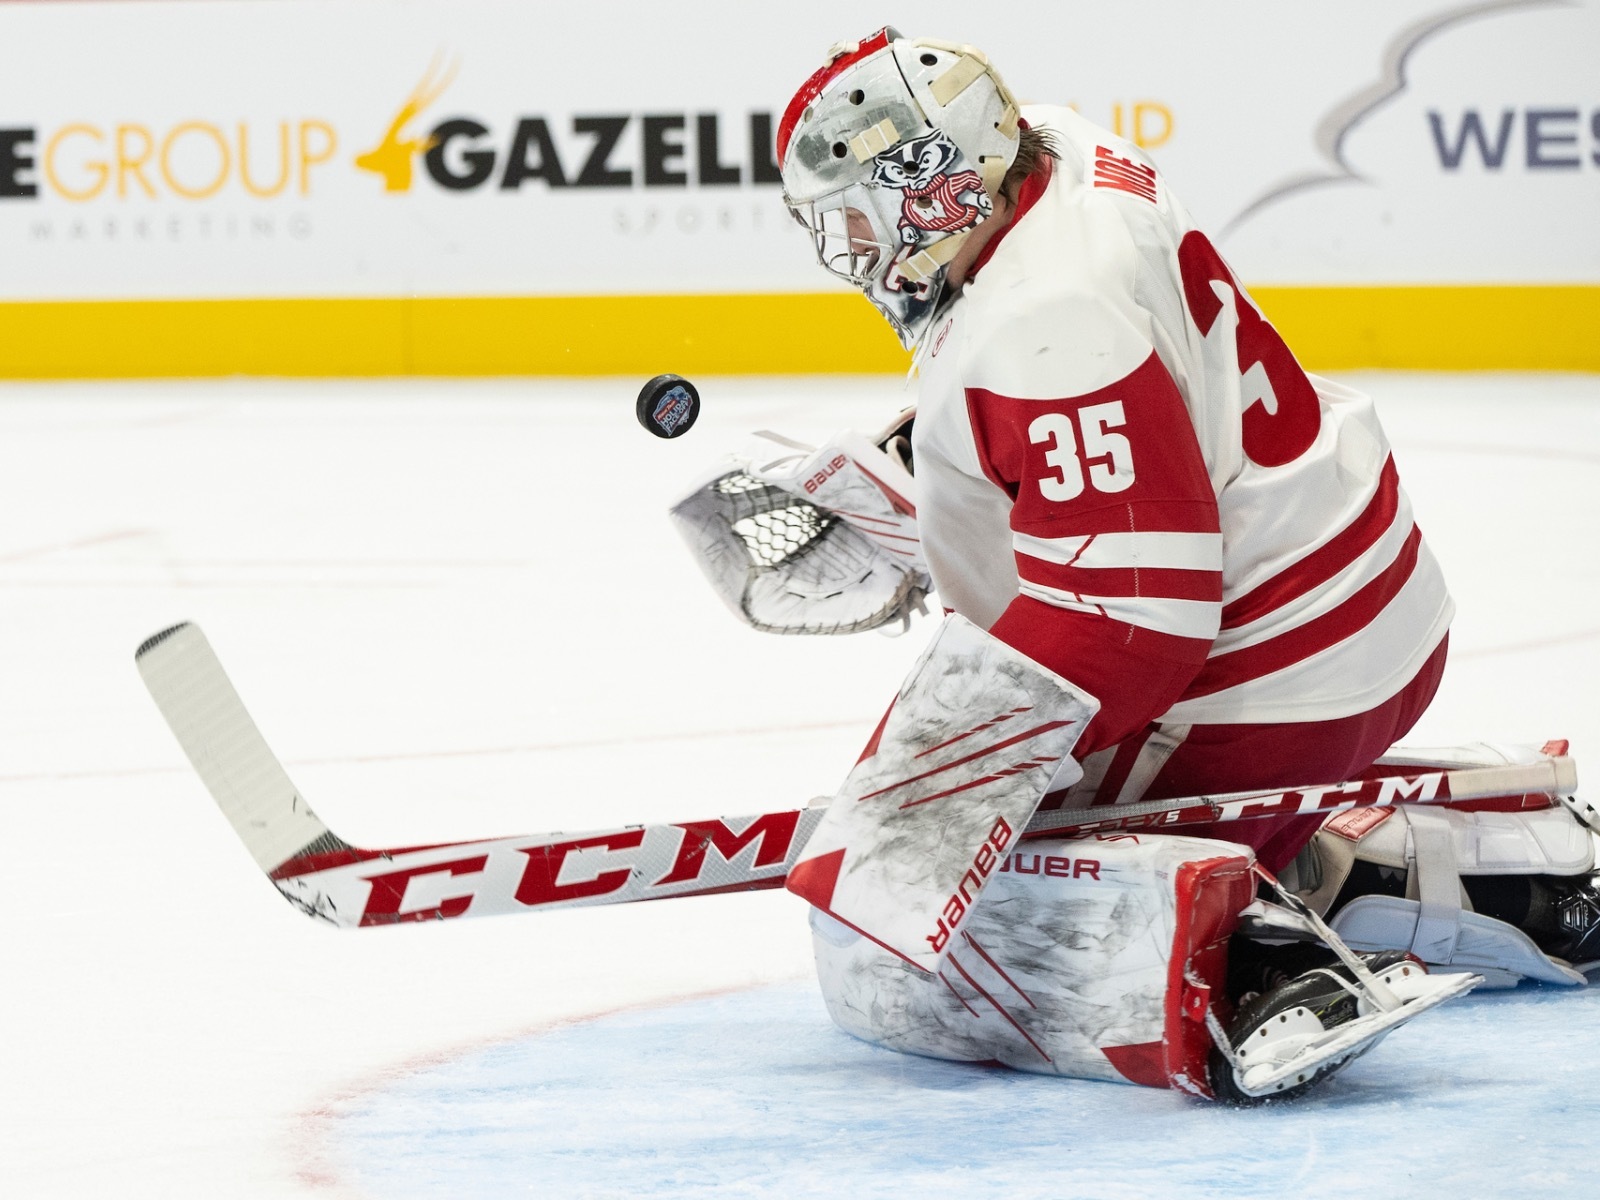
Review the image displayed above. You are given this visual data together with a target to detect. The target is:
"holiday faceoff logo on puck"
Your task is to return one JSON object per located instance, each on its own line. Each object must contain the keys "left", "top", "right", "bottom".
{"left": 637, "top": 374, "right": 700, "bottom": 438}
{"left": 652, "top": 386, "right": 695, "bottom": 434}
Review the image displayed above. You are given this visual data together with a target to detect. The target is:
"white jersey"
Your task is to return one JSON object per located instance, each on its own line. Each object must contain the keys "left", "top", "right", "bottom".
{"left": 912, "top": 106, "right": 1452, "bottom": 732}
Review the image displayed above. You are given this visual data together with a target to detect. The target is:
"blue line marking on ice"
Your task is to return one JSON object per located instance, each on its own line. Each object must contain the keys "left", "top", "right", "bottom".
{"left": 333, "top": 978, "right": 1599, "bottom": 1198}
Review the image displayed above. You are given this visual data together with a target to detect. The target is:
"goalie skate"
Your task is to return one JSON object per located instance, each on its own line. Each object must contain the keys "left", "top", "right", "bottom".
{"left": 1209, "top": 950, "right": 1478, "bottom": 1103}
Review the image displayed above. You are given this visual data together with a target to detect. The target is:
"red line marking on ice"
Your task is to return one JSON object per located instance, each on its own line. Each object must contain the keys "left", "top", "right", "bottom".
{"left": 0, "top": 528, "right": 150, "bottom": 563}
{"left": 1452, "top": 627, "right": 1600, "bottom": 660}
{"left": 291, "top": 978, "right": 798, "bottom": 1194}
{"left": 1409, "top": 439, "right": 1600, "bottom": 467}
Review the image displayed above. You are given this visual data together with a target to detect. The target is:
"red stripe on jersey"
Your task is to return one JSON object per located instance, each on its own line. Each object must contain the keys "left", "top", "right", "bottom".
{"left": 1182, "top": 524, "right": 1423, "bottom": 700}
{"left": 1003, "top": 501, "right": 1221, "bottom": 542}
{"left": 988, "top": 597, "right": 1212, "bottom": 758}
{"left": 1017, "top": 556, "right": 1223, "bottom": 604}
{"left": 1222, "top": 456, "right": 1401, "bottom": 630}
{"left": 972, "top": 353, "right": 1224, "bottom": 755}
{"left": 966, "top": 352, "right": 1219, "bottom": 536}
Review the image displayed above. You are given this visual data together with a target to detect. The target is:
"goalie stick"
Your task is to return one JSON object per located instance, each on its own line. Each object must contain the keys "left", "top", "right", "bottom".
{"left": 136, "top": 621, "right": 1581, "bottom": 931}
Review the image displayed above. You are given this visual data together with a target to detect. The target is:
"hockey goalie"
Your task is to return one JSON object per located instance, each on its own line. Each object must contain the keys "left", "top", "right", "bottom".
{"left": 670, "top": 28, "right": 1600, "bottom": 1102}
{"left": 133, "top": 25, "right": 1599, "bottom": 1111}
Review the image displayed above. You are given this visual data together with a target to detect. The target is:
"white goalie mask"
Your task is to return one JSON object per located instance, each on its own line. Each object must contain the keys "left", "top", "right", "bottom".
{"left": 777, "top": 28, "right": 1022, "bottom": 350}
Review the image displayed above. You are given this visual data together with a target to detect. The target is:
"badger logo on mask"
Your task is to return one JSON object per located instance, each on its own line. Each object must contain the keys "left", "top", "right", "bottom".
{"left": 871, "top": 130, "right": 992, "bottom": 246}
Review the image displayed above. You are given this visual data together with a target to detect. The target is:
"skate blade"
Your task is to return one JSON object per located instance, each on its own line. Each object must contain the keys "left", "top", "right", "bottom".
{"left": 1235, "top": 969, "right": 1480, "bottom": 1098}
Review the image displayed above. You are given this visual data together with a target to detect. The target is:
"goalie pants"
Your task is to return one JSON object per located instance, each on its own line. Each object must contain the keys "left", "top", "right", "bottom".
{"left": 1064, "top": 634, "right": 1450, "bottom": 873}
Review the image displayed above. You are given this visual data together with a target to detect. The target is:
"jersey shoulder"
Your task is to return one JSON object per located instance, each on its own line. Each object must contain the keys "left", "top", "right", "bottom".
{"left": 955, "top": 225, "right": 1142, "bottom": 396}
{"left": 1025, "top": 106, "right": 1170, "bottom": 218}
{"left": 953, "top": 107, "right": 1190, "bottom": 400}
{"left": 956, "top": 284, "right": 1152, "bottom": 401}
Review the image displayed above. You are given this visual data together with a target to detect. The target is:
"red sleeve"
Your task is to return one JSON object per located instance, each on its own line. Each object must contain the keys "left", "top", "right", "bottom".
{"left": 966, "top": 350, "right": 1223, "bottom": 755}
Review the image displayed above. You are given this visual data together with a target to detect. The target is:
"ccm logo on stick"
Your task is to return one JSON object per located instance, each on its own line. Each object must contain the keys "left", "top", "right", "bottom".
{"left": 926, "top": 817, "right": 1013, "bottom": 954}
{"left": 353, "top": 815, "right": 803, "bottom": 924}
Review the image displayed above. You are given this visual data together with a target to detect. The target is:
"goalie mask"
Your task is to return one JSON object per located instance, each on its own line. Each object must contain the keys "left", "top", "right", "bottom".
{"left": 776, "top": 28, "right": 1022, "bottom": 350}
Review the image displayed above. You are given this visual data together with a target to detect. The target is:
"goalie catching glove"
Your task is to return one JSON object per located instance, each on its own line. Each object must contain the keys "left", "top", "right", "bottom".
{"left": 669, "top": 413, "right": 930, "bottom": 635}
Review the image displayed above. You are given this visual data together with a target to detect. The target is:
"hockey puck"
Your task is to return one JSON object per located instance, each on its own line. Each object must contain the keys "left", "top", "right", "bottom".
{"left": 636, "top": 374, "right": 700, "bottom": 439}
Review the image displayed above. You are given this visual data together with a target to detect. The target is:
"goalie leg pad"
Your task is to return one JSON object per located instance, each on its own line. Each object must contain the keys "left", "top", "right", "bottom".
{"left": 1295, "top": 778, "right": 1595, "bottom": 986}
{"left": 810, "top": 833, "right": 1256, "bottom": 1096}
{"left": 787, "top": 615, "right": 1098, "bottom": 972}
{"left": 1327, "top": 896, "right": 1586, "bottom": 987}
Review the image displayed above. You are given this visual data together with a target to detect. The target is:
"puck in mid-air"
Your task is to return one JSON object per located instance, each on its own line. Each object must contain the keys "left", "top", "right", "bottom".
{"left": 636, "top": 374, "right": 701, "bottom": 439}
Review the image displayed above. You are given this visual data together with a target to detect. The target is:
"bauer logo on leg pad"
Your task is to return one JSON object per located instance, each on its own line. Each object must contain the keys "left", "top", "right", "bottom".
{"left": 1000, "top": 851, "right": 1102, "bottom": 880}
{"left": 927, "top": 817, "right": 1013, "bottom": 954}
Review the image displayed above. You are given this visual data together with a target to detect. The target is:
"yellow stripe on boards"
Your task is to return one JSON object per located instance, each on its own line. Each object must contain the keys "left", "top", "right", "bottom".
{"left": 0, "top": 294, "right": 907, "bottom": 378}
{"left": 0, "top": 287, "right": 1594, "bottom": 378}
{"left": 406, "top": 295, "right": 910, "bottom": 376}
{"left": 1252, "top": 286, "right": 1600, "bottom": 372}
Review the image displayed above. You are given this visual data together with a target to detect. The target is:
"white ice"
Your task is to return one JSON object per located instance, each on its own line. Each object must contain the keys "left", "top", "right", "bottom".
{"left": 4, "top": 373, "right": 1598, "bottom": 1198}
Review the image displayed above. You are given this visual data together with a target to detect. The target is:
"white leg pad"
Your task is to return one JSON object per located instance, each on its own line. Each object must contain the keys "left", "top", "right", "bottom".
{"left": 1310, "top": 798, "right": 1595, "bottom": 986}
{"left": 1376, "top": 740, "right": 1569, "bottom": 770}
{"left": 810, "top": 833, "right": 1256, "bottom": 1096}
{"left": 1331, "top": 896, "right": 1586, "bottom": 987}
{"left": 1347, "top": 803, "right": 1594, "bottom": 877}
{"left": 787, "top": 615, "right": 1098, "bottom": 972}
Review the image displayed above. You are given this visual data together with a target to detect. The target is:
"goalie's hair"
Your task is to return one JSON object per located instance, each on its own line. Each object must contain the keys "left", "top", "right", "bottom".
{"left": 1002, "top": 124, "right": 1059, "bottom": 202}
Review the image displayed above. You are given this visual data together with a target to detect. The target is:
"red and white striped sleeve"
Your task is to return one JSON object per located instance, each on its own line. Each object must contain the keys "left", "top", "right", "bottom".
{"left": 966, "top": 347, "right": 1223, "bottom": 753}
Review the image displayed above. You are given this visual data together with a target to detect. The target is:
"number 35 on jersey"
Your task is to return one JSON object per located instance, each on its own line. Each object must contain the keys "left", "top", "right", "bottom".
{"left": 1027, "top": 403, "right": 1136, "bottom": 501}
{"left": 966, "top": 351, "right": 1215, "bottom": 531}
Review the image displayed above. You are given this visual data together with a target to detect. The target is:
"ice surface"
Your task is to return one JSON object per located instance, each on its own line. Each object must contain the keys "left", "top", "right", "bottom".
{"left": 332, "top": 980, "right": 1600, "bottom": 1200}
{"left": 3, "top": 373, "right": 1598, "bottom": 1197}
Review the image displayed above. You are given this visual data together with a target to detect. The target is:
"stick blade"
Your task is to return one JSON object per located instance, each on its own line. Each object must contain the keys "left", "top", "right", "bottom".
{"left": 136, "top": 622, "right": 343, "bottom": 875}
